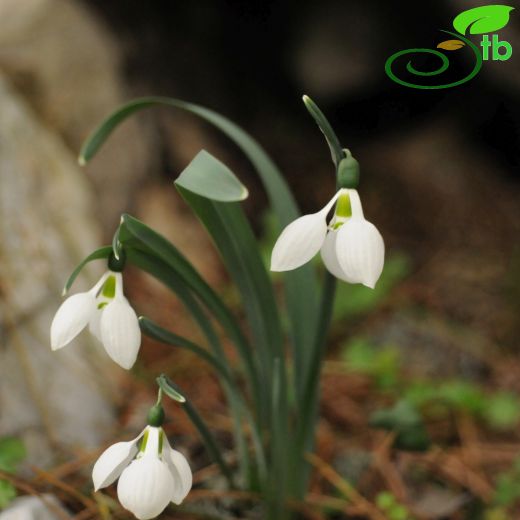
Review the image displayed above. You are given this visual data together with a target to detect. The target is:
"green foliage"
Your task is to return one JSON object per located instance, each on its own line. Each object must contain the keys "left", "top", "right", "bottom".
{"left": 333, "top": 252, "right": 410, "bottom": 321}
{"left": 484, "top": 393, "right": 520, "bottom": 430}
{"left": 405, "top": 381, "right": 520, "bottom": 430}
{"left": 0, "top": 437, "right": 26, "bottom": 509}
{"left": 491, "top": 457, "right": 520, "bottom": 508}
{"left": 342, "top": 337, "right": 401, "bottom": 389}
{"left": 370, "top": 400, "right": 430, "bottom": 451}
{"left": 376, "top": 491, "right": 414, "bottom": 519}
{"left": 343, "top": 336, "right": 520, "bottom": 434}
{"left": 76, "top": 95, "right": 347, "bottom": 517}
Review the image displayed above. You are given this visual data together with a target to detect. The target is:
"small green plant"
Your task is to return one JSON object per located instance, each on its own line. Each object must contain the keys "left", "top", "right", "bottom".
{"left": 376, "top": 491, "right": 414, "bottom": 519}
{"left": 0, "top": 437, "right": 25, "bottom": 509}
{"left": 342, "top": 337, "right": 401, "bottom": 389}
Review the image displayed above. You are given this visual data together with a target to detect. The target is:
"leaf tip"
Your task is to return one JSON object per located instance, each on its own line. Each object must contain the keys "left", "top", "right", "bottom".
{"left": 78, "top": 155, "right": 87, "bottom": 167}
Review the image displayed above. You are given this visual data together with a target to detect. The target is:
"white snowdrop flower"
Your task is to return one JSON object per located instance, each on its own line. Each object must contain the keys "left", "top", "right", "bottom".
{"left": 93, "top": 426, "right": 192, "bottom": 520}
{"left": 271, "top": 188, "right": 384, "bottom": 288}
{"left": 50, "top": 270, "right": 141, "bottom": 369}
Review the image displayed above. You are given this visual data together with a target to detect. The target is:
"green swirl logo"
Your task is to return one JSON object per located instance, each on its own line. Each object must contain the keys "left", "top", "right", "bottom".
{"left": 385, "top": 5, "right": 514, "bottom": 89}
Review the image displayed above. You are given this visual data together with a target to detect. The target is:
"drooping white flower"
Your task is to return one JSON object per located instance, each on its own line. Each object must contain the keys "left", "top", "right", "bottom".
{"left": 51, "top": 270, "right": 141, "bottom": 369}
{"left": 271, "top": 188, "right": 385, "bottom": 288}
{"left": 93, "top": 426, "right": 192, "bottom": 520}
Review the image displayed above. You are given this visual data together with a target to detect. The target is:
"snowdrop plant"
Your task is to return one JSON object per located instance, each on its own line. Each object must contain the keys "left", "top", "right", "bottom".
{"left": 93, "top": 384, "right": 192, "bottom": 519}
{"left": 57, "top": 95, "right": 386, "bottom": 519}
{"left": 271, "top": 187, "right": 384, "bottom": 288}
{"left": 51, "top": 262, "right": 141, "bottom": 369}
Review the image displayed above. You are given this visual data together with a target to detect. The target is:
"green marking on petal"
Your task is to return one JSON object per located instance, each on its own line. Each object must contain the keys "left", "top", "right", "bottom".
{"left": 97, "top": 301, "right": 109, "bottom": 309}
{"left": 158, "top": 429, "right": 164, "bottom": 455}
{"left": 335, "top": 193, "right": 352, "bottom": 219}
{"left": 139, "top": 429, "right": 149, "bottom": 453}
{"left": 101, "top": 275, "right": 116, "bottom": 299}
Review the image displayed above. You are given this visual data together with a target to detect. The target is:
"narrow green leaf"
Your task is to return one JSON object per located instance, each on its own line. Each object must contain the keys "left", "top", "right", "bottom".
{"left": 453, "top": 5, "right": 514, "bottom": 35}
{"left": 302, "top": 95, "right": 344, "bottom": 168}
{"left": 140, "top": 317, "right": 234, "bottom": 385}
{"left": 142, "top": 316, "right": 267, "bottom": 484}
{"left": 157, "top": 376, "right": 237, "bottom": 488}
{"left": 62, "top": 246, "right": 112, "bottom": 295}
{"left": 177, "top": 187, "right": 284, "bottom": 410}
{"left": 119, "top": 216, "right": 262, "bottom": 403}
{"left": 176, "top": 150, "right": 248, "bottom": 202}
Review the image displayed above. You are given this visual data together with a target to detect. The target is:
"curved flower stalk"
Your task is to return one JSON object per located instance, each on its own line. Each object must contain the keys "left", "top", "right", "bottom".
{"left": 271, "top": 188, "right": 385, "bottom": 288}
{"left": 51, "top": 270, "right": 141, "bottom": 369}
{"left": 93, "top": 425, "right": 192, "bottom": 519}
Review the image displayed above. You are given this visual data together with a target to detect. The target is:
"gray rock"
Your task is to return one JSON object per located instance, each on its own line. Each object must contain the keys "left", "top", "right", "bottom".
{"left": 0, "top": 494, "right": 69, "bottom": 520}
{"left": 0, "top": 73, "right": 116, "bottom": 467}
{"left": 0, "top": 0, "right": 157, "bottom": 225}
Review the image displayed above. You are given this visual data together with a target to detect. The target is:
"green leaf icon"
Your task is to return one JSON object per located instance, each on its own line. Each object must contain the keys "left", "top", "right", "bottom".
{"left": 453, "top": 5, "right": 514, "bottom": 35}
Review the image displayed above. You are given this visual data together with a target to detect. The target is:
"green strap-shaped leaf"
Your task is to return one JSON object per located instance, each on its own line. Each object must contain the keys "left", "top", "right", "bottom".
{"left": 140, "top": 317, "right": 234, "bottom": 385}
{"left": 177, "top": 186, "right": 284, "bottom": 416}
{"left": 453, "top": 5, "right": 514, "bottom": 35}
{"left": 141, "top": 316, "right": 267, "bottom": 484}
{"left": 78, "top": 96, "right": 320, "bottom": 405}
{"left": 176, "top": 150, "right": 248, "bottom": 202}
{"left": 126, "top": 248, "right": 256, "bottom": 484}
{"left": 62, "top": 246, "right": 112, "bottom": 295}
{"left": 156, "top": 375, "right": 237, "bottom": 488}
{"left": 302, "top": 95, "right": 344, "bottom": 168}
{"left": 118, "top": 215, "right": 260, "bottom": 391}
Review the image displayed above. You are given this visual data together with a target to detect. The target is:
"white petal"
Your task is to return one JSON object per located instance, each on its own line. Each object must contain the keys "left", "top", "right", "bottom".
{"left": 50, "top": 292, "right": 97, "bottom": 350}
{"left": 270, "top": 213, "right": 328, "bottom": 271}
{"left": 320, "top": 231, "right": 356, "bottom": 283}
{"left": 270, "top": 190, "right": 343, "bottom": 272}
{"left": 117, "top": 458, "right": 175, "bottom": 520}
{"left": 100, "top": 299, "right": 141, "bottom": 369}
{"left": 336, "top": 218, "right": 385, "bottom": 289}
{"left": 92, "top": 440, "right": 139, "bottom": 491}
{"left": 347, "top": 189, "right": 364, "bottom": 219}
{"left": 162, "top": 438, "right": 192, "bottom": 504}
{"left": 89, "top": 295, "right": 127, "bottom": 342}
{"left": 88, "top": 308, "right": 103, "bottom": 342}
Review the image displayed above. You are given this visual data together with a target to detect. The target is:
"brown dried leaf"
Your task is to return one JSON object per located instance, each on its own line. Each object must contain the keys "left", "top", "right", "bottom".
{"left": 437, "top": 39, "right": 466, "bottom": 50}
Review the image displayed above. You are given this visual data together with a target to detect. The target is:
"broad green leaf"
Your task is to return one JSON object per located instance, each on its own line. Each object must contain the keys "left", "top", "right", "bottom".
{"left": 453, "top": 5, "right": 514, "bottom": 35}
{"left": 62, "top": 246, "right": 112, "bottom": 295}
{"left": 176, "top": 150, "right": 248, "bottom": 202}
{"left": 437, "top": 39, "right": 465, "bottom": 50}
